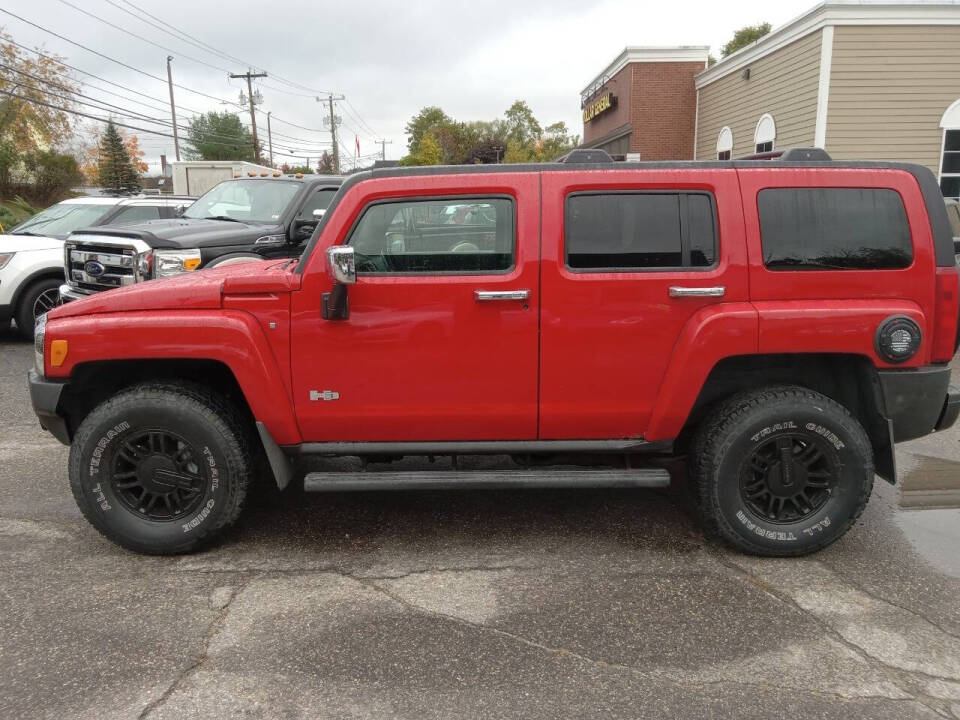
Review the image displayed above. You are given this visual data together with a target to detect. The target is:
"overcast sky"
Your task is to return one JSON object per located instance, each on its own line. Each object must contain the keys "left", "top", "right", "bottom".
{"left": 3, "top": 0, "right": 814, "bottom": 171}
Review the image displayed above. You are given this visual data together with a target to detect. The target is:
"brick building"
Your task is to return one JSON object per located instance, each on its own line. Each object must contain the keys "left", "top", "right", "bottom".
{"left": 581, "top": 1, "right": 960, "bottom": 204}
{"left": 581, "top": 47, "right": 709, "bottom": 159}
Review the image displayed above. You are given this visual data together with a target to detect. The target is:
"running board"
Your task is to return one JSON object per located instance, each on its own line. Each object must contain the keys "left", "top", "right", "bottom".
{"left": 303, "top": 468, "right": 671, "bottom": 492}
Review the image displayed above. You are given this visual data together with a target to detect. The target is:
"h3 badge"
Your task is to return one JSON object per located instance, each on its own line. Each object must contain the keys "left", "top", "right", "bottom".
{"left": 309, "top": 389, "right": 340, "bottom": 402}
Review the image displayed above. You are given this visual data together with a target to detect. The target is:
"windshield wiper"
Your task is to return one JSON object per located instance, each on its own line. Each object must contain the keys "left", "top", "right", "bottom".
{"left": 198, "top": 215, "right": 243, "bottom": 223}
{"left": 10, "top": 230, "right": 43, "bottom": 236}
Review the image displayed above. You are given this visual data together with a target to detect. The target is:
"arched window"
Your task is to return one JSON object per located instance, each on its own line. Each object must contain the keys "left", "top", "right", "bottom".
{"left": 754, "top": 113, "right": 776, "bottom": 153}
{"left": 716, "top": 126, "right": 733, "bottom": 160}
{"left": 939, "top": 100, "right": 960, "bottom": 200}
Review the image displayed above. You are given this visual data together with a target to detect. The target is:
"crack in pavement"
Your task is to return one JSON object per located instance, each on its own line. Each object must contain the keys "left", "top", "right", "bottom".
{"left": 711, "top": 552, "right": 958, "bottom": 719}
{"left": 333, "top": 569, "right": 940, "bottom": 710}
{"left": 136, "top": 575, "right": 253, "bottom": 720}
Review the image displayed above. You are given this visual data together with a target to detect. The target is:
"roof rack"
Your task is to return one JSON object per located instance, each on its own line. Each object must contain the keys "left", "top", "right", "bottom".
{"left": 555, "top": 148, "right": 614, "bottom": 163}
{"left": 736, "top": 147, "right": 832, "bottom": 161}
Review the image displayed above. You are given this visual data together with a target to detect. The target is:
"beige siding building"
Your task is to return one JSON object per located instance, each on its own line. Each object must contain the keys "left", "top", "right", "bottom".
{"left": 690, "top": 1, "right": 960, "bottom": 200}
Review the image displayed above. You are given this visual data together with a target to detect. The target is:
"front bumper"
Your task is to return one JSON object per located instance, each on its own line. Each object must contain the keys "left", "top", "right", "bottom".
{"left": 878, "top": 366, "right": 957, "bottom": 442}
{"left": 58, "top": 283, "right": 93, "bottom": 303}
{"left": 28, "top": 369, "right": 70, "bottom": 445}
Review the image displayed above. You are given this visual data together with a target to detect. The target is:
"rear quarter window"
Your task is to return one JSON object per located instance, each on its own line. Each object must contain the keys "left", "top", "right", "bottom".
{"left": 759, "top": 188, "right": 912, "bottom": 270}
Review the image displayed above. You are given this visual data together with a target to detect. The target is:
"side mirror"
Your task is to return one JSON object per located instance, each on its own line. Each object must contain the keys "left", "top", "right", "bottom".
{"left": 327, "top": 245, "right": 356, "bottom": 285}
{"left": 312, "top": 208, "right": 326, "bottom": 219}
{"left": 322, "top": 246, "right": 355, "bottom": 320}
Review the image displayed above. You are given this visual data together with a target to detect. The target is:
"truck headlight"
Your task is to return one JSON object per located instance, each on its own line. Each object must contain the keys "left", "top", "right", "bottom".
{"left": 34, "top": 312, "right": 46, "bottom": 374}
{"left": 153, "top": 249, "right": 202, "bottom": 278}
{"left": 0, "top": 251, "right": 15, "bottom": 269}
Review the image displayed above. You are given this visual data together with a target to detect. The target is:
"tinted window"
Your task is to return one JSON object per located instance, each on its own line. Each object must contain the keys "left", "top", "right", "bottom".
{"left": 348, "top": 197, "right": 513, "bottom": 273}
{"left": 109, "top": 205, "right": 161, "bottom": 225}
{"left": 296, "top": 188, "right": 338, "bottom": 221}
{"left": 759, "top": 188, "right": 912, "bottom": 270}
{"left": 565, "top": 192, "right": 716, "bottom": 270}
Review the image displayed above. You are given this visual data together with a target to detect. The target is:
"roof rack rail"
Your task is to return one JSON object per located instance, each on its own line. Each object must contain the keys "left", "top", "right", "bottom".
{"left": 555, "top": 148, "right": 614, "bottom": 164}
{"left": 736, "top": 147, "right": 832, "bottom": 162}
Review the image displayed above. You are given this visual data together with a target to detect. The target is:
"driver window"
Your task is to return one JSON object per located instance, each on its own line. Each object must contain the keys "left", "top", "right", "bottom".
{"left": 347, "top": 197, "right": 514, "bottom": 273}
{"left": 297, "top": 188, "right": 338, "bottom": 221}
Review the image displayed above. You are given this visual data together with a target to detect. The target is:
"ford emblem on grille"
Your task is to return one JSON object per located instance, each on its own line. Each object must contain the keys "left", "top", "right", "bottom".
{"left": 84, "top": 260, "right": 106, "bottom": 277}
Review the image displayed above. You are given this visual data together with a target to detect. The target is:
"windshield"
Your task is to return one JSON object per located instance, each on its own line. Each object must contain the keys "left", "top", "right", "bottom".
{"left": 10, "top": 203, "right": 115, "bottom": 238}
{"left": 183, "top": 179, "right": 301, "bottom": 224}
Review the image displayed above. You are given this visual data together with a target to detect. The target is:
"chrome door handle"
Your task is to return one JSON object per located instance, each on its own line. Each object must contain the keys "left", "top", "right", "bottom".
{"left": 668, "top": 286, "right": 726, "bottom": 298}
{"left": 474, "top": 289, "right": 530, "bottom": 301}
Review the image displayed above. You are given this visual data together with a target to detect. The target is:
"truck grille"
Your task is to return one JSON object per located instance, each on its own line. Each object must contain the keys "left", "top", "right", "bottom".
{"left": 65, "top": 242, "right": 139, "bottom": 292}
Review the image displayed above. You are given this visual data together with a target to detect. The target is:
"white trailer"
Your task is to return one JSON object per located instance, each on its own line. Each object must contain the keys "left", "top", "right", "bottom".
{"left": 169, "top": 161, "right": 276, "bottom": 197}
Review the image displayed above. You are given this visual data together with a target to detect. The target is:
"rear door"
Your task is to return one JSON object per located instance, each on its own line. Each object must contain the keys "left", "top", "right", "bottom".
{"left": 539, "top": 168, "right": 747, "bottom": 439}
{"left": 290, "top": 172, "right": 541, "bottom": 442}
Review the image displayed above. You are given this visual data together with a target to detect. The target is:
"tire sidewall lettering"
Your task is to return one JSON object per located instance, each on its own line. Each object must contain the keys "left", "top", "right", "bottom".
{"left": 717, "top": 413, "right": 858, "bottom": 547}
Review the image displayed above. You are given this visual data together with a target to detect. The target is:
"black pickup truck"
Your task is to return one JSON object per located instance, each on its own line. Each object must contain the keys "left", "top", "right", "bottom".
{"left": 59, "top": 174, "right": 342, "bottom": 300}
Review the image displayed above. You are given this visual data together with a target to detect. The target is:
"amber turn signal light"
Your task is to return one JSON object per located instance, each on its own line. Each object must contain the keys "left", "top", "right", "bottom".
{"left": 50, "top": 339, "right": 68, "bottom": 367}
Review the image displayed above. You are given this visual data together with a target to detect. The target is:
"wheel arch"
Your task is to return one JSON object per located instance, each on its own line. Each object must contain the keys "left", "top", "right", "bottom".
{"left": 11, "top": 267, "right": 64, "bottom": 314}
{"left": 677, "top": 353, "right": 894, "bottom": 483}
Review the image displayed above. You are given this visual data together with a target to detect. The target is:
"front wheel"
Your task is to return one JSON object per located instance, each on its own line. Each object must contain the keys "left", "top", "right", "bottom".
{"left": 689, "top": 386, "right": 874, "bottom": 556}
{"left": 16, "top": 277, "right": 62, "bottom": 339}
{"left": 69, "top": 383, "right": 253, "bottom": 554}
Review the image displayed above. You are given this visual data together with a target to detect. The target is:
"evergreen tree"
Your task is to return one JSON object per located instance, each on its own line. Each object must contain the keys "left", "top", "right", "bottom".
{"left": 97, "top": 120, "right": 141, "bottom": 194}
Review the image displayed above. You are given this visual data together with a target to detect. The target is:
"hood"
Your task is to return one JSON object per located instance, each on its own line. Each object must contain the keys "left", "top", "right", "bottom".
{"left": 70, "top": 217, "right": 282, "bottom": 249}
{"left": 49, "top": 259, "right": 300, "bottom": 320}
{"left": 0, "top": 233, "right": 62, "bottom": 252}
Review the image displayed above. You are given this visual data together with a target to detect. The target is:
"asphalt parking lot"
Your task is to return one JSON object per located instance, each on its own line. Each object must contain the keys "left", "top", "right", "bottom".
{"left": 2, "top": 327, "right": 959, "bottom": 719}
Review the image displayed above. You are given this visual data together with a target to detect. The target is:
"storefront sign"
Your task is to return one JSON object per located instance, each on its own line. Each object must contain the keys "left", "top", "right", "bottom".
{"left": 583, "top": 93, "right": 617, "bottom": 123}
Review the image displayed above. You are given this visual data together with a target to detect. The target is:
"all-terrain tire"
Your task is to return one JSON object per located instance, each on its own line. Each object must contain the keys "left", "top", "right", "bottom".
{"left": 689, "top": 385, "right": 874, "bottom": 557}
{"left": 16, "top": 277, "right": 61, "bottom": 339}
{"left": 69, "top": 382, "right": 253, "bottom": 555}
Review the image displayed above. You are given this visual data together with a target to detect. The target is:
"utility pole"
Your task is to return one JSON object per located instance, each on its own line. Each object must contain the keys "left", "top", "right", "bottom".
{"left": 318, "top": 94, "right": 344, "bottom": 174}
{"left": 266, "top": 111, "right": 273, "bottom": 167}
{"left": 230, "top": 70, "right": 267, "bottom": 163}
{"left": 377, "top": 139, "right": 393, "bottom": 161}
{"left": 166, "top": 56, "right": 180, "bottom": 161}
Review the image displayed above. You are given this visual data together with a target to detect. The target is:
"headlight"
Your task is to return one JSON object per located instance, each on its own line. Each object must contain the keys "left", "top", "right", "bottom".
{"left": 34, "top": 312, "right": 46, "bottom": 374}
{"left": 0, "top": 251, "right": 15, "bottom": 269}
{"left": 153, "top": 249, "right": 202, "bottom": 278}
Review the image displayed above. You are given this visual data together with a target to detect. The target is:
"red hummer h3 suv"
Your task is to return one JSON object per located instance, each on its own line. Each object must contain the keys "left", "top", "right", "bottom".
{"left": 28, "top": 148, "right": 960, "bottom": 556}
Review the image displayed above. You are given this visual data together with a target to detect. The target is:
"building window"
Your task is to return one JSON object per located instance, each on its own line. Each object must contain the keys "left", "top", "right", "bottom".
{"left": 939, "top": 100, "right": 960, "bottom": 201}
{"left": 717, "top": 126, "right": 733, "bottom": 161}
{"left": 754, "top": 113, "right": 776, "bottom": 154}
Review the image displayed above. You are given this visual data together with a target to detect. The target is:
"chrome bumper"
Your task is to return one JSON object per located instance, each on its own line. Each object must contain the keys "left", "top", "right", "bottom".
{"left": 59, "top": 283, "right": 93, "bottom": 303}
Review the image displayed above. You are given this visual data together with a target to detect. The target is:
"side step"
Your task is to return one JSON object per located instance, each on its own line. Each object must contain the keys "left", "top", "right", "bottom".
{"left": 303, "top": 468, "right": 671, "bottom": 492}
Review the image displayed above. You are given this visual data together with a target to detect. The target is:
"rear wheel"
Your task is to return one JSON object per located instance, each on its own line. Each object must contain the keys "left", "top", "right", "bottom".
{"left": 69, "top": 383, "right": 252, "bottom": 555}
{"left": 689, "top": 386, "right": 873, "bottom": 556}
{"left": 16, "top": 277, "right": 62, "bottom": 339}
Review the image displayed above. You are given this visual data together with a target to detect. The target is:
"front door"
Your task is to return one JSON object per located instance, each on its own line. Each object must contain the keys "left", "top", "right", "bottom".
{"left": 538, "top": 168, "right": 747, "bottom": 439}
{"left": 290, "top": 173, "right": 540, "bottom": 442}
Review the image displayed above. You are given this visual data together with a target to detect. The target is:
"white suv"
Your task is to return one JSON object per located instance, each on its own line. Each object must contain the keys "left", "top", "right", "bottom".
{"left": 0, "top": 195, "right": 193, "bottom": 338}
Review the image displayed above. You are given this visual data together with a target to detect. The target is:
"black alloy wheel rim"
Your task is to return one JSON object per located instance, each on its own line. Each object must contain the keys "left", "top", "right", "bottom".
{"left": 739, "top": 434, "right": 835, "bottom": 524}
{"left": 111, "top": 430, "right": 208, "bottom": 521}
{"left": 33, "top": 288, "right": 61, "bottom": 318}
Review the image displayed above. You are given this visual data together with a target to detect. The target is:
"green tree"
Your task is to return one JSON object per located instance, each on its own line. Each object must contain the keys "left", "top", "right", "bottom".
{"left": 285, "top": 165, "right": 314, "bottom": 175}
{"left": 721, "top": 23, "right": 771, "bottom": 57}
{"left": 404, "top": 106, "right": 453, "bottom": 155}
{"left": 185, "top": 111, "right": 254, "bottom": 161}
{"left": 97, "top": 120, "right": 141, "bottom": 194}
{"left": 401, "top": 133, "right": 443, "bottom": 166}
{"left": 503, "top": 100, "right": 542, "bottom": 147}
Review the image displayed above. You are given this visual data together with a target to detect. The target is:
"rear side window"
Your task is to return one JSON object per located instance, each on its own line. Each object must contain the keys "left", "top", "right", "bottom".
{"left": 108, "top": 205, "right": 161, "bottom": 225}
{"left": 565, "top": 192, "right": 717, "bottom": 270}
{"left": 759, "top": 188, "right": 912, "bottom": 270}
{"left": 348, "top": 197, "right": 514, "bottom": 273}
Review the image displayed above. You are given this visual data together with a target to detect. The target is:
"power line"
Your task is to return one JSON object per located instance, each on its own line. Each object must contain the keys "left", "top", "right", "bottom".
{"left": 0, "top": 8, "right": 241, "bottom": 107}
{"left": 55, "top": 0, "right": 235, "bottom": 76}
{"left": 5, "top": 37, "right": 205, "bottom": 117}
